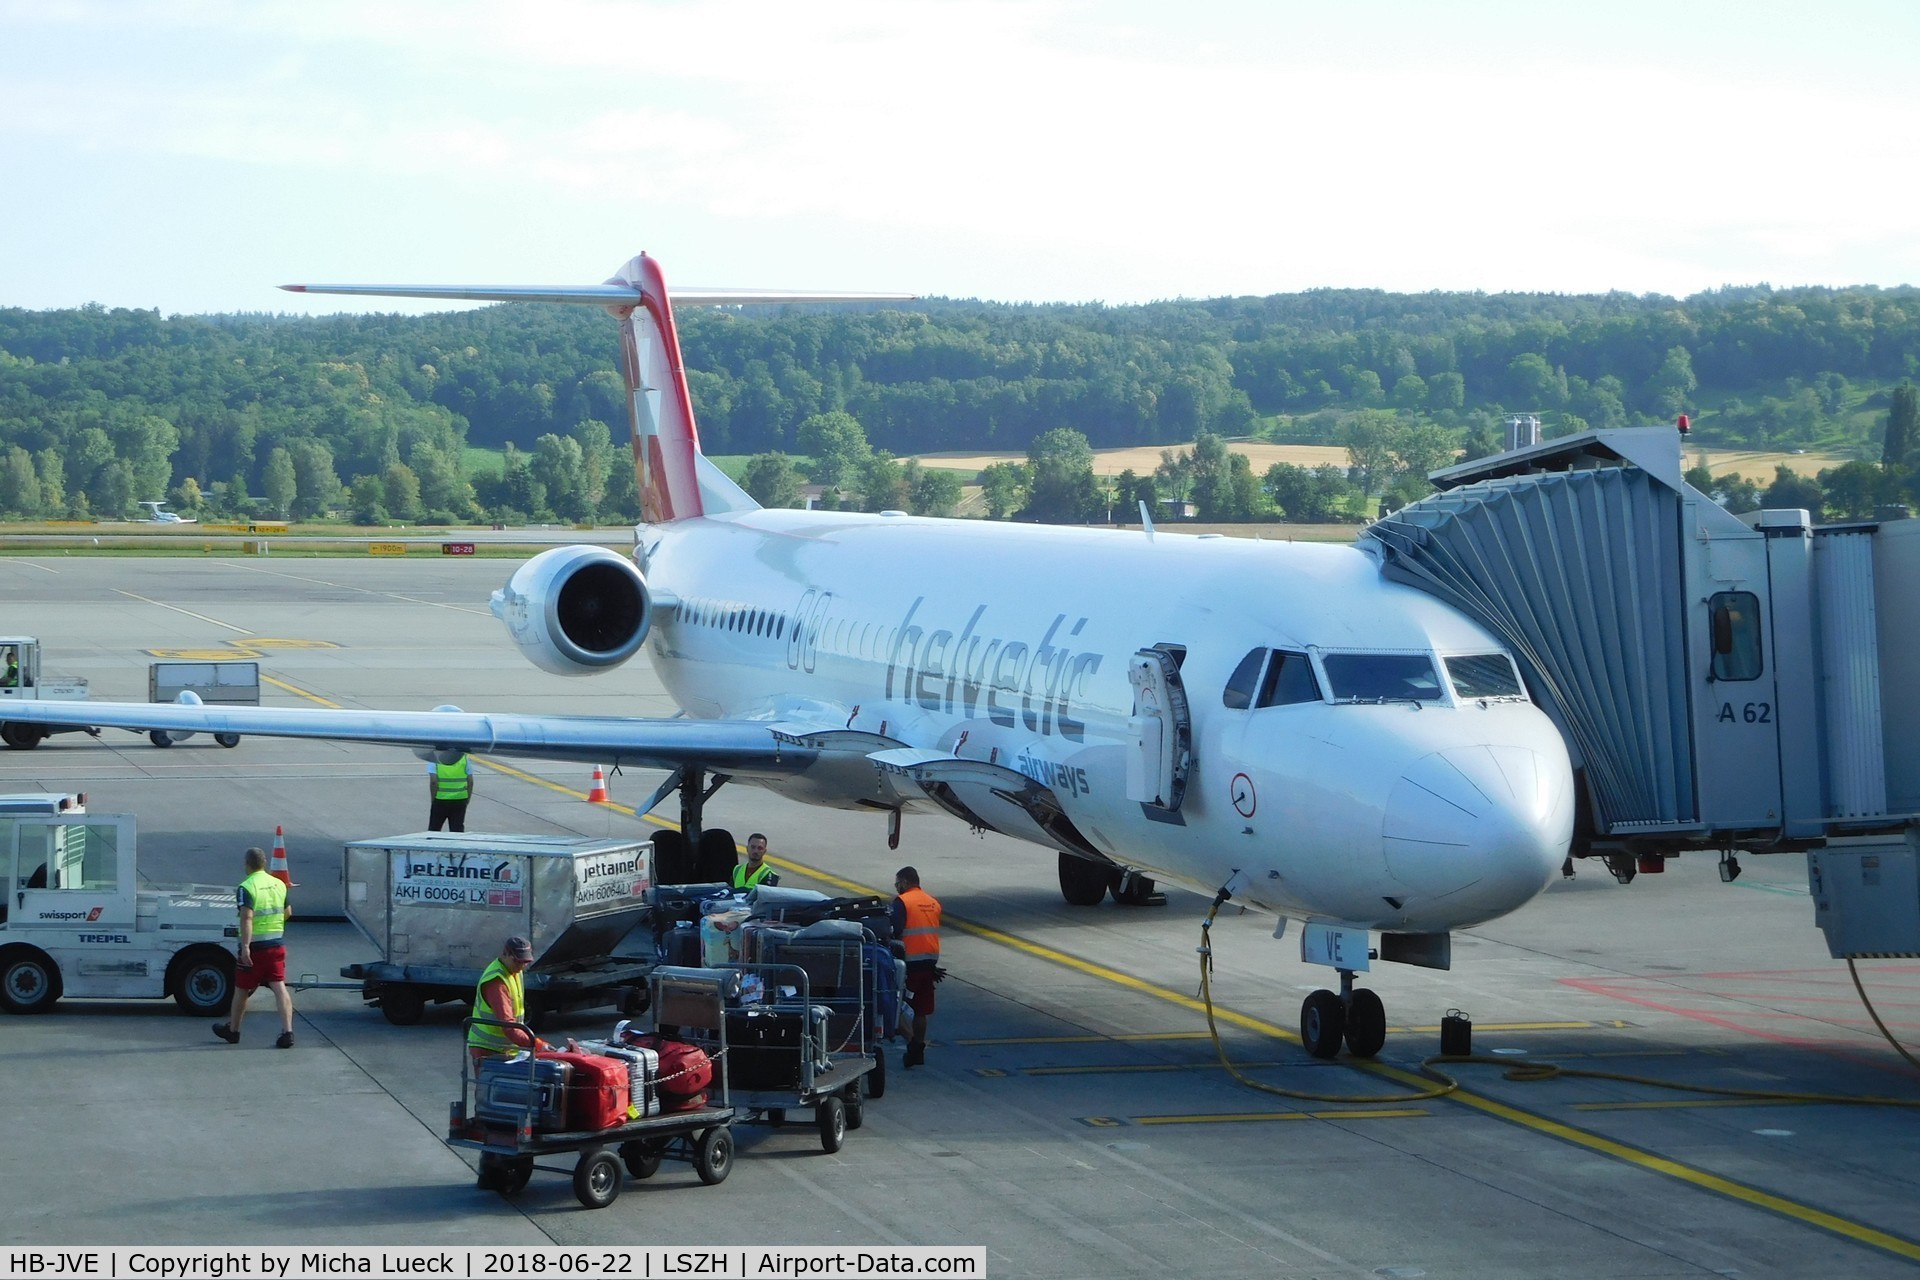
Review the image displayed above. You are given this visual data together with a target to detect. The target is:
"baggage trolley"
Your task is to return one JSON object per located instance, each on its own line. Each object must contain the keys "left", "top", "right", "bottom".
{"left": 715, "top": 957, "right": 879, "bottom": 1154}
{"left": 448, "top": 967, "right": 737, "bottom": 1209}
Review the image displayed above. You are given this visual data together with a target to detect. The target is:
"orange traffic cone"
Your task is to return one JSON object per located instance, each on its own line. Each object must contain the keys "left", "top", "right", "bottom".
{"left": 587, "top": 766, "right": 609, "bottom": 804}
{"left": 268, "top": 825, "right": 295, "bottom": 888}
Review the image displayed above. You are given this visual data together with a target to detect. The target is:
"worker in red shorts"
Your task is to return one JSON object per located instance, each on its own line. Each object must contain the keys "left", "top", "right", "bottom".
{"left": 889, "top": 866, "right": 943, "bottom": 1069}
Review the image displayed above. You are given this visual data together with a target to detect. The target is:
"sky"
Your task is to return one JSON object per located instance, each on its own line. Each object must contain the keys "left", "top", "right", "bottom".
{"left": 2, "top": 0, "right": 1916, "bottom": 315}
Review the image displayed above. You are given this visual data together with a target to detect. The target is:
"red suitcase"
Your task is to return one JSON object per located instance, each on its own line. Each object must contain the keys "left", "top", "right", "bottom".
{"left": 539, "top": 1050, "right": 632, "bottom": 1130}
{"left": 617, "top": 1034, "right": 713, "bottom": 1100}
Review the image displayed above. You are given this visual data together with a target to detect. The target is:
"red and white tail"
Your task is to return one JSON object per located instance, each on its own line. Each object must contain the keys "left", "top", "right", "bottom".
{"left": 282, "top": 256, "right": 911, "bottom": 524}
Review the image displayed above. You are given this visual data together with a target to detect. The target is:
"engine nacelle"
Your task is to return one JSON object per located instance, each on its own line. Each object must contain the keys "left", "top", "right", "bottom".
{"left": 491, "top": 545, "right": 653, "bottom": 677}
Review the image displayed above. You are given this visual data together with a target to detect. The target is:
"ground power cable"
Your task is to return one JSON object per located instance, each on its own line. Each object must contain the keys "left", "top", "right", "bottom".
{"left": 1197, "top": 898, "right": 1920, "bottom": 1108}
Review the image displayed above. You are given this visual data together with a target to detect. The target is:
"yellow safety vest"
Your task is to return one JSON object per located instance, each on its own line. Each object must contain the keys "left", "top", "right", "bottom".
{"left": 468, "top": 958, "right": 524, "bottom": 1056}
{"left": 238, "top": 869, "right": 287, "bottom": 942}
{"left": 898, "top": 887, "right": 941, "bottom": 963}
{"left": 434, "top": 756, "right": 473, "bottom": 801}
{"left": 731, "top": 861, "right": 777, "bottom": 890}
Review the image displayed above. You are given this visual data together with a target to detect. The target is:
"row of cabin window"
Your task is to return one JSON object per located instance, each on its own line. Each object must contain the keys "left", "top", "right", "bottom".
{"left": 682, "top": 601, "right": 789, "bottom": 640}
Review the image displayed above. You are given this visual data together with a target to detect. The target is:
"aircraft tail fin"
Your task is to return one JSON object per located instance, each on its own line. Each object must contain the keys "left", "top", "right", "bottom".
{"left": 283, "top": 256, "right": 912, "bottom": 524}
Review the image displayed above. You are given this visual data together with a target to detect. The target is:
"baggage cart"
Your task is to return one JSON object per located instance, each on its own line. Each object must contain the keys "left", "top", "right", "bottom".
{"left": 715, "top": 955, "right": 881, "bottom": 1153}
{"left": 449, "top": 967, "right": 738, "bottom": 1209}
{"left": 340, "top": 831, "right": 655, "bottom": 1026}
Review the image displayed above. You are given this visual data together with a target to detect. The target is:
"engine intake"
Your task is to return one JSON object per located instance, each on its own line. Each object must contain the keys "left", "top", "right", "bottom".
{"left": 490, "top": 545, "right": 653, "bottom": 676}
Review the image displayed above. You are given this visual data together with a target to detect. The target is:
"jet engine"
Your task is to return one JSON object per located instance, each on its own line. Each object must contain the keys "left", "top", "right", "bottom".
{"left": 489, "top": 545, "right": 653, "bottom": 677}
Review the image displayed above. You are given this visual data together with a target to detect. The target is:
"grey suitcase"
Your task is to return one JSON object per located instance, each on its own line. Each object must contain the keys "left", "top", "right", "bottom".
{"left": 476, "top": 1054, "right": 572, "bottom": 1131}
{"left": 576, "top": 1039, "right": 661, "bottom": 1118}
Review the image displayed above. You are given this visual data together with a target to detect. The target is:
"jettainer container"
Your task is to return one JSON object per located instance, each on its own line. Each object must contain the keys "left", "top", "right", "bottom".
{"left": 340, "top": 831, "right": 655, "bottom": 1027}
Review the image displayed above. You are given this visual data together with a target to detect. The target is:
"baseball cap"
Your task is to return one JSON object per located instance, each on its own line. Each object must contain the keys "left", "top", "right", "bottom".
{"left": 505, "top": 935, "right": 534, "bottom": 960}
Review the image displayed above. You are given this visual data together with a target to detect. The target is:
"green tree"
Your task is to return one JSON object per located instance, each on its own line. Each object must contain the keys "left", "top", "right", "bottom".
{"left": 1341, "top": 411, "right": 1398, "bottom": 495}
{"left": 979, "top": 462, "right": 1029, "bottom": 520}
{"left": 34, "top": 449, "right": 65, "bottom": 516}
{"left": 262, "top": 447, "right": 297, "bottom": 519}
{"left": 532, "top": 434, "right": 587, "bottom": 521}
{"left": 908, "top": 465, "right": 963, "bottom": 517}
{"left": 1761, "top": 464, "right": 1823, "bottom": 517}
{"left": 796, "top": 411, "right": 871, "bottom": 492}
{"left": 742, "top": 452, "right": 804, "bottom": 508}
{"left": 1884, "top": 382, "right": 1918, "bottom": 467}
{"left": 1022, "top": 428, "right": 1101, "bottom": 523}
{"left": 0, "top": 446, "right": 42, "bottom": 516}
{"left": 169, "top": 476, "right": 204, "bottom": 515}
{"left": 1644, "top": 346, "right": 1697, "bottom": 418}
{"left": 288, "top": 440, "right": 344, "bottom": 519}
{"left": 348, "top": 473, "right": 387, "bottom": 525}
{"left": 382, "top": 461, "right": 425, "bottom": 521}
{"left": 860, "top": 449, "right": 909, "bottom": 512}
{"left": 1820, "top": 461, "right": 1885, "bottom": 520}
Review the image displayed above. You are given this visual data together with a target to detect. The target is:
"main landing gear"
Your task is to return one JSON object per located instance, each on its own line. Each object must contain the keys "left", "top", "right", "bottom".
{"left": 1298, "top": 969, "right": 1386, "bottom": 1060}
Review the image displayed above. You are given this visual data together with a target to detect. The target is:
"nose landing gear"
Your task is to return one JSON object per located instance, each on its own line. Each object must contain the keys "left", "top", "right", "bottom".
{"left": 1299, "top": 970, "right": 1386, "bottom": 1060}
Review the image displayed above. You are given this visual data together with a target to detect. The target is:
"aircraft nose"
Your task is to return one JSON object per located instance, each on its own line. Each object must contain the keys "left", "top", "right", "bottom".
{"left": 1381, "top": 743, "right": 1572, "bottom": 920}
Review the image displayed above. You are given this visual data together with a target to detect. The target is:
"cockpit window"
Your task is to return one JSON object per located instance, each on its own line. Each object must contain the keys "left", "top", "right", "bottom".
{"left": 1321, "top": 652, "right": 1445, "bottom": 703}
{"left": 1224, "top": 648, "right": 1323, "bottom": 709}
{"left": 1223, "top": 649, "right": 1264, "bottom": 709}
{"left": 1257, "top": 650, "right": 1320, "bottom": 706}
{"left": 1445, "top": 653, "right": 1523, "bottom": 700}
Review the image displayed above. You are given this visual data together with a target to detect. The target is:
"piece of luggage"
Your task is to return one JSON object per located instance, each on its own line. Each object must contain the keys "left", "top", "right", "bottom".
{"left": 737, "top": 919, "right": 797, "bottom": 965}
{"left": 764, "top": 893, "right": 895, "bottom": 943}
{"left": 539, "top": 1050, "right": 631, "bottom": 1130}
{"left": 663, "top": 922, "right": 702, "bottom": 968}
{"left": 476, "top": 1054, "right": 573, "bottom": 1131}
{"left": 618, "top": 1033, "right": 714, "bottom": 1100}
{"left": 577, "top": 1039, "right": 661, "bottom": 1118}
{"left": 724, "top": 1004, "right": 832, "bottom": 1090}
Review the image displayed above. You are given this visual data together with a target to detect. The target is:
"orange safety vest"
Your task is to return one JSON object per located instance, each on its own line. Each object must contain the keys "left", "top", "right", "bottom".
{"left": 897, "top": 886, "right": 942, "bottom": 963}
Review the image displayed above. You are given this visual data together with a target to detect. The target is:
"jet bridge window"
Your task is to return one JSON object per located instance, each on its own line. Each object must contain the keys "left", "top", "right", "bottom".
{"left": 1445, "top": 653, "right": 1523, "bottom": 699}
{"left": 1223, "top": 648, "right": 1323, "bottom": 708}
{"left": 1321, "top": 652, "right": 1445, "bottom": 703}
{"left": 1709, "top": 591, "right": 1763, "bottom": 681}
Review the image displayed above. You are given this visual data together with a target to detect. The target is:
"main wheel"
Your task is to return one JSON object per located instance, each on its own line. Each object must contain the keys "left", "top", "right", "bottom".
{"left": 1058, "top": 851, "right": 1111, "bottom": 906}
{"left": 816, "top": 1096, "right": 847, "bottom": 1153}
{"left": 1344, "top": 989, "right": 1387, "bottom": 1059}
{"left": 694, "top": 1127, "right": 733, "bottom": 1185}
{"left": 572, "top": 1148, "right": 623, "bottom": 1209}
{"left": 0, "top": 948, "right": 62, "bottom": 1014}
{"left": 380, "top": 987, "right": 427, "bottom": 1026}
{"left": 215, "top": 732, "right": 241, "bottom": 748}
{"left": 695, "top": 828, "right": 738, "bottom": 884}
{"left": 498, "top": 1157, "right": 533, "bottom": 1195}
{"left": 1300, "top": 989, "right": 1346, "bottom": 1060}
{"left": 620, "top": 1141, "right": 663, "bottom": 1180}
{"left": 0, "top": 722, "right": 43, "bottom": 750}
{"left": 168, "top": 948, "right": 235, "bottom": 1015}
{"left": 652, "top": 830, "right": 692, "bottom": 886}
{"left": 149, "top": 730, "right": 174, "bottom": 748}
{"left": 867, "top": 1045, "right": 886, "bottom": 1099}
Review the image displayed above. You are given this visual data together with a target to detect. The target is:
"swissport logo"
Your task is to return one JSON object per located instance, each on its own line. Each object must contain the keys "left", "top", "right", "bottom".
{"left": 36, "top": 906, "right": 105, "bottom": 922}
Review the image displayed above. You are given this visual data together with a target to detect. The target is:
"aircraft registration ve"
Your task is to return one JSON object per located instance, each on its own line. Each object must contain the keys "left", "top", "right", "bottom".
{"left": 0, "top": 252, "right": 1575, "bottom": 1060}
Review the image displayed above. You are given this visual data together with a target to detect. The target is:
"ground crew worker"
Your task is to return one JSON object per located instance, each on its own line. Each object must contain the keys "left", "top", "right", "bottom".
{"left": 213, "top": 846, "right": 296, "bottom": 1048}
{"left": 1, "top": 648, "right": 18, "bottom": 688}
{"left": 428, "top": 751, "right": 474, "bottom": 832}
{"left": 468, "top": 935, "right": 555, "bottom": 1064}
{"left": 889, "top": 866, "right": 942, "bottom": 1069}
{"left": 731, "top": 832, "right": 780, "bottom": 890}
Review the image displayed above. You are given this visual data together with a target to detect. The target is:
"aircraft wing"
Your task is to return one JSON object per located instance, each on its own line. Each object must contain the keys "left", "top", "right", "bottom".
{"left": 0, "top": 700, "right": 818, "bottom": 777}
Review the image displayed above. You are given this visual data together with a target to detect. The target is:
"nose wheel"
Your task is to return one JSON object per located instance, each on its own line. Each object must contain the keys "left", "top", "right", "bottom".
{"left": 1299, "top": 972, "right": 1387, "bottom": 1059}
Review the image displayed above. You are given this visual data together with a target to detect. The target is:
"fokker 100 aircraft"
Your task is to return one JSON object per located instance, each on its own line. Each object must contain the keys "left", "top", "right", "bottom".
{"left": 1, "top": 253, "right": 1576, "bottom": 1058}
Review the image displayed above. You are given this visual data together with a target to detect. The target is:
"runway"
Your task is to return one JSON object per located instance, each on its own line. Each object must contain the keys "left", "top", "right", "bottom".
{"left": 3, "top": 556, "right": 1918, "bottom": 1277}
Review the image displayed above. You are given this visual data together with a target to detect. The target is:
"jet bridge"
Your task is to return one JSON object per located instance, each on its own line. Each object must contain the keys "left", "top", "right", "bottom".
{"left": 1361, "top": 427, "right": 1920, "bottom": 960}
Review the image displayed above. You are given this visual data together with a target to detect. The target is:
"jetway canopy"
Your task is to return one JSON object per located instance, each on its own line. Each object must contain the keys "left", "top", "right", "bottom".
{"left": 1361, "top": 428, "right": 1920, "bottom": 857}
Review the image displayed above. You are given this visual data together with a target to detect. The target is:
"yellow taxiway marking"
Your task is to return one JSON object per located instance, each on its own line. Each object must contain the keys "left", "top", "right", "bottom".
{"left": 957, "top": 1021, "right": 1628, "bottom": 1046}
{"left": 116, "top": 589, "right": 253, "bottom": 634}
{"left": 261, "top": 675, "right": 342, "bottom": 708}
{"left": 1130, "top": 1108, "right": 1430, "bottom": 1126}
{"left": 258, "top": 689, "right": 1917, "bottom": 1264}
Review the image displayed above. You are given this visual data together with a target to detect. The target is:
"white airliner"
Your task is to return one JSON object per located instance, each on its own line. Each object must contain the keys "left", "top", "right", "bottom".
{"left": 138, "top": 501, "right": 193, "bottom": 524}
{"left": 1, "top": 253, "right": 1575, "bottom": 1058}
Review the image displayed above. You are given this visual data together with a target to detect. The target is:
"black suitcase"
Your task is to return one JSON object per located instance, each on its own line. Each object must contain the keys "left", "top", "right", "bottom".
{"left": 769, "top": 894, "right": 895, "bottom": 943}
{"left": 725, "top": 1007, "right": 810, "bottom": 1091}
{"left": 662, "top": 923, "right": 703, "bottom": 968}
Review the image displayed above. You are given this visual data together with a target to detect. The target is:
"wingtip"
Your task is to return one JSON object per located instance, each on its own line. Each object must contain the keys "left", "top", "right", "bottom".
{"left": 279, "top": 284, "right": 307, "bottom": 293}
